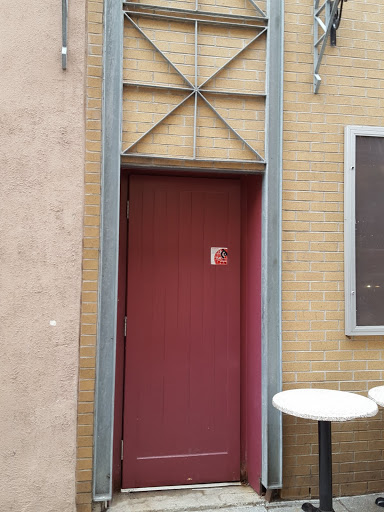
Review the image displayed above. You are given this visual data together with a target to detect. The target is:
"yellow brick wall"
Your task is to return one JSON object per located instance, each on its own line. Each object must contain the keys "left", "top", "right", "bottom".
{"left": 77, "top": 0, "right": 103, "bottom": 510}
{"left": 77, "top": 0, "right": 384, "bottom": 508}
{"left": 281, "top": 0, "right": 384, "bottom": 499}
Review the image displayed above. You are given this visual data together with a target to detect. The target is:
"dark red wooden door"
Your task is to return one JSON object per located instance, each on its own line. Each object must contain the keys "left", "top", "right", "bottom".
{"left": 122, "top": 175, "right": 240, "bottom": 489}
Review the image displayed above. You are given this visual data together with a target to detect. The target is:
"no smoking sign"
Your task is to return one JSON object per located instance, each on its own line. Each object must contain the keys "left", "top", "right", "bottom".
{"left": 211, "top": 247, "right": 228, "bottom": 266}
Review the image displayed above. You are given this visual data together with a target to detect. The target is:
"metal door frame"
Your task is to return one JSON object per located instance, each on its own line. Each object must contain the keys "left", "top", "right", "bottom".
{"left": 93, "top": 0, "right": 284, "bottom": 501}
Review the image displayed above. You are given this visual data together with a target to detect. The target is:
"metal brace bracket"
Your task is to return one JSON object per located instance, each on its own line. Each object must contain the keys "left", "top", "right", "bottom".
{"left": 62, "top": 0, "right": 68, "bottom": 69}
{"left": 313, "top": 0, "right": 347, "bottom": 93}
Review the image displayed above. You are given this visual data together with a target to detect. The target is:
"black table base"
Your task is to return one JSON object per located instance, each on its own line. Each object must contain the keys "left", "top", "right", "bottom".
{"left": 301, "top": 503, "right": 333, "bottom": 512}
{"left": 301, "top": 421, "right": 334, "bottom": 512}
{"left": 376, "top": 497, "right": 384, "bottom": 507}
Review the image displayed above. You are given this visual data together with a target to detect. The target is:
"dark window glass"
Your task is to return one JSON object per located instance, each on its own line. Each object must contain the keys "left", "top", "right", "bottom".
{"left": 355, "top": 135, "right": 384, "bottom": 326}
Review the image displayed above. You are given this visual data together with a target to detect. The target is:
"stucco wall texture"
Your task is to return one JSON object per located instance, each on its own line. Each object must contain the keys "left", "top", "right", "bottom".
{"left": 0, "top": 2, "right": 86, "bottom": 511}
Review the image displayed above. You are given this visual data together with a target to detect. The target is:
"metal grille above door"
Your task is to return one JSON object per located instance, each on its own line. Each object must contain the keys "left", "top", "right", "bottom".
{"left": 122, "top": 0, "right": 267, "bottom": 165}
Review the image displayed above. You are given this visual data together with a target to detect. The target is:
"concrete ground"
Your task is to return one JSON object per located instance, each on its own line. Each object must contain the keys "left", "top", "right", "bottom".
{"left": 109, "top": 484, "right": 383, "bottom": 512}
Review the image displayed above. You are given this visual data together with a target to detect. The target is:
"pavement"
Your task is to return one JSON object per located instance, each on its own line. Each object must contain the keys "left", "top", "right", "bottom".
{"left": 108, "top": 484, "right": 383, "bottom": 512}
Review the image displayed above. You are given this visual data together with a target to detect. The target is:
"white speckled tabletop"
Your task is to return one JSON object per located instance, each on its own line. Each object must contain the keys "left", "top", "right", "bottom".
{"left": 368, "top": 386, "right": 384, "bottom": 407}
{"left": 273, "top": 388, "right": 378, "bottom": 422}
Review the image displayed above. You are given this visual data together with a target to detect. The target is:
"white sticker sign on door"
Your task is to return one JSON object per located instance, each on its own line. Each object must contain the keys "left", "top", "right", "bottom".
{"left": 211, "top": 247, "right": 228, "bottom": 266}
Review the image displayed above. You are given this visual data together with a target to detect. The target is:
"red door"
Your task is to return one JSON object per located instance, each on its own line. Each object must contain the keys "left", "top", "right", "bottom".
{"left": 122, "top": 175, "right": 241, "bottom": 489}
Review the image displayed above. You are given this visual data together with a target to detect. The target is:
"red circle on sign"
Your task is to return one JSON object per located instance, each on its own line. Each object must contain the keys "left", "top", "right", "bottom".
{"left": 214, "top": 249, "right": 227, "bottom": 265}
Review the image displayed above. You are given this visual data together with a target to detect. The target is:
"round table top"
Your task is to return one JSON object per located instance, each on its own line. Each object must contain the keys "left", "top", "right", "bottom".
{"left": 272, "top": 388, "right": 378, "bottom": 422}
{"left": 368, "top": 386, "right": 384, "bottom": 407}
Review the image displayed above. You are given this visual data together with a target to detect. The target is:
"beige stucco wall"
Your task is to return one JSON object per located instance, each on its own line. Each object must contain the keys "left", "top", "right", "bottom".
{"left": 0, "top": 2, "right": 86, "bottom": 511}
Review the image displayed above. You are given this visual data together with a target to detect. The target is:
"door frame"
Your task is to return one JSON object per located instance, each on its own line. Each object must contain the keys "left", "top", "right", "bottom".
{"left": 93, "top": 0, "right": 282, "bottom": 501}
{"left": 113, "top": 169, "right": 263, "bottom": 493}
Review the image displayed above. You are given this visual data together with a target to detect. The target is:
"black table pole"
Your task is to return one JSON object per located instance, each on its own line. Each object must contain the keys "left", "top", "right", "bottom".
{"left": 319, "top": 421, "right": 333, "bottom": 512}
{"left": 302, "top": 420, "right": 333, "bottom": 512}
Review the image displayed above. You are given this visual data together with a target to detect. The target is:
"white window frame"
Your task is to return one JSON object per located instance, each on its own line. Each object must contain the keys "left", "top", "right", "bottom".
{"left": 345, "top": 125, "right": 384, "bottom": 336}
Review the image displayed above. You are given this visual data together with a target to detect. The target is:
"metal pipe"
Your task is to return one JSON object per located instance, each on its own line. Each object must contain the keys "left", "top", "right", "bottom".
{"left": 62, "top": 0, "right": 68, "bottom": 69}
{"left": 318, "top": 421, "right": 333, "bottom": 512}
{"left": 301, "top": 421, "right": 333, "bottom": 512}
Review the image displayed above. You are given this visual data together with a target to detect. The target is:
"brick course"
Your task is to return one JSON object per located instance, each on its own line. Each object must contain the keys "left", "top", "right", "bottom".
{"left": 77, "top": 0, "right": 103, "bottom": 510}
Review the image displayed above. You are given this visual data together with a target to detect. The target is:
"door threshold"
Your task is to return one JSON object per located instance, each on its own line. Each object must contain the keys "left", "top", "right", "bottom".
{"left": 122, "top": 482, "right": 242, "bottom": 493}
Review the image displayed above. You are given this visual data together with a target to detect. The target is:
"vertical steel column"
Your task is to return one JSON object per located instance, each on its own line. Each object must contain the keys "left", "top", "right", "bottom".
{"left": 93, "top": 0, "right": 123, "bottom": 501}
{"left": 261, "top": 0, "right": 284, "bottom": 490}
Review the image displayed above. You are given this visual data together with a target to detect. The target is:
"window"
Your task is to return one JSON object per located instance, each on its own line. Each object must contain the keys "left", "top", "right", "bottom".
{"left": 345, "top": 126, "right": 384, "bottom": 335}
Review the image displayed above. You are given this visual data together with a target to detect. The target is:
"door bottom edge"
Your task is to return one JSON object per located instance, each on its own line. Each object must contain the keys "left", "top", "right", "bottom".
{"left": 121, "top": 482, "right": 242, "bottom": 493}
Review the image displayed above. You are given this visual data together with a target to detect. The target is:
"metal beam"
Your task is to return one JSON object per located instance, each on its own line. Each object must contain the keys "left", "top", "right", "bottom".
{"left": 123, "top": 82, "right": 191, "bottom": 92}
{"left": 123, "top": 81, "right": 266, "bottom": 97}
{"left": 93, "top": 0, "right": 123, "bottom": 502}
{"left": 193, "top": 20, "right": 198, "bottom": 158}
{"left": 61, "top": 0, "right": 68, "bottom": 69}
{"left": 200, "top": 89, "right": 266, "bottom": 98}
{"left": 123, "top": 10, "right": 265, "bottom": 29}
{"left": 123, "top": 2, "right": 267, "bottom": 22}
{"left": 121, "top": 161, "right": 265, "bottom": 174}
{"left": 261, "top": 0, "right": 284, "bottom": 491}
{"left": 121, "top": 153, "right": 264, "bottom": 165}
